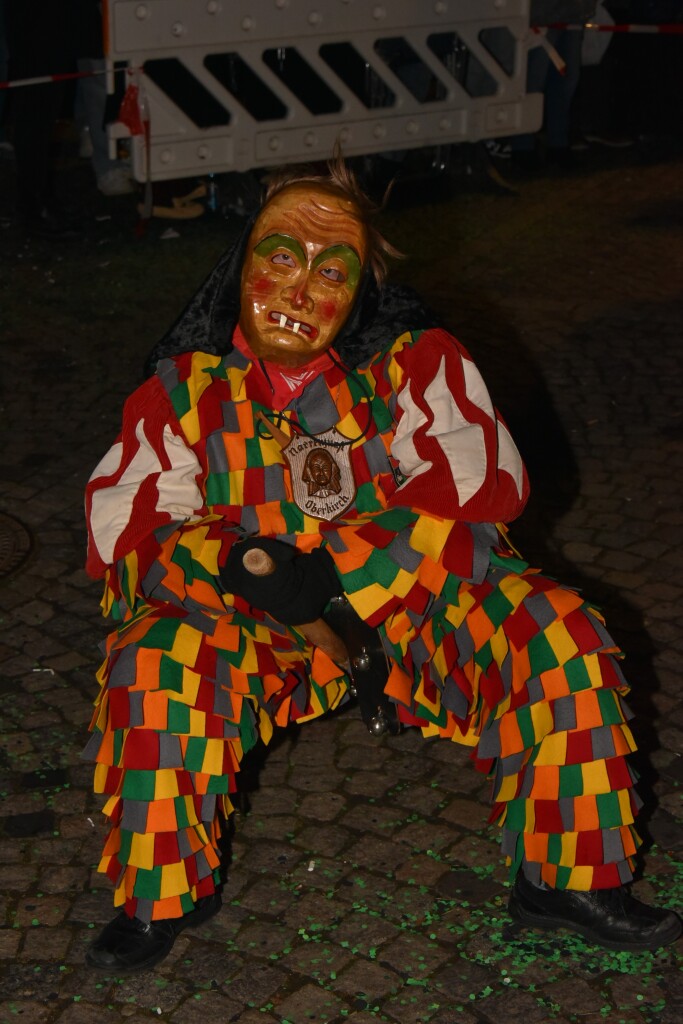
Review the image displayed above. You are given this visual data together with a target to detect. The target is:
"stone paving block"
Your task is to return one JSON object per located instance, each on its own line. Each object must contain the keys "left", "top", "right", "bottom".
{"left": 12, "top": 895, "right": 71, "bottom": 929}
{"left": 344, "top": 834, "right": 409, "bottom": 875}
{"left": 423, "top": 763, "right": 486, "bottom": 796}
{"left": 1, "top": 863, "right": 39, "bottom": 889}
{"left": 272, "top": 981, "right": 349, "bottom": 1023}
{"left": 242, "top": 813, "right": 299, "bottom": 842}
{"left": 0, "top": 1000, "right": 54, "bottom": 1024}
{"left": 330, "top": 957, "right": 402, "bottom": 1003}
{"left": 381, "top": 991, "right": 480, "bottom": 1024}
{"left": 441, "top": 834, "right": 502, "bottom": 871}
{"left": 281, "top": 940, "right": 353, "bottom": 988}
{"left": 237, "top": 920, "right": 295, "bottom": 959}
{"left": 238, "top": 876, "right": 297, "bottom": 918}
{"left": 343, "top": 771, "right": 396, "bottom": 799}
{"left": 218, "top": 960, "right": 289, "bottom": 1007}
{"left": 294, "top": 824, "right": 353, "bottom": 857}
{"left": 0, "top": 654, "right": 41, "bottom": 677}
{"left": 341, "top": 803, "right": 402, "bottom": 836}
{"left": 440, "top": 796, "right": 488, "bottom": 831}
{"left": 395, "top": 856, "right": 454, "bottom": 888}
{"left": 477, "top": 986, "right": 563, "bottom": 1023}
{"left": 287, "top": 856, "right": 352, "bottom": 897}
{"left": 377, "top": 930, "right": 452, "bottom": 981}
{"left": 396, "top": 820, "right": 464, "bottom": 855}
{"left": 298, "top": 792, "right": 348, "bottom": 822}
{"left": 0, "top": 930, "right": 21, "bottom": 959}
{"left": 167, "top": 990, "right": 243, "bottom": 1022}
{"left": 231, "top": 838, "right": 304, "bottom": 874}
{"left": 544, "top": 977, "right": 610, "bottom": 1017}
{"left": 391, "top": 782, "right": 446, "bottom": 815}
{"left": 249, "top": 785, "right": 299, "bottom": 815}
{"left": 18, "top": 925, "right": 73, "bottom": 961}
{"left": 336, "top": 746, "right": 392, "bottom": 774}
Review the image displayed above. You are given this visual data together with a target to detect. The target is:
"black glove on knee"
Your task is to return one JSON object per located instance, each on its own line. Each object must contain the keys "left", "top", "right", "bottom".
{"left": 220, "top": 537, "right": 342, "bottom": 625}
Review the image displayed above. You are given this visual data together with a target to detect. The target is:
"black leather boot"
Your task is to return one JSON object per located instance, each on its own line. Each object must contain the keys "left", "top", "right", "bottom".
{"left": 324, "top": 595, "right": 400, "bottom": 736}
{"left": 86, "top": 892, "right": 222, "bottom": 971}
{"left": 509, "top": 873, "right": 681, "bottom": 951}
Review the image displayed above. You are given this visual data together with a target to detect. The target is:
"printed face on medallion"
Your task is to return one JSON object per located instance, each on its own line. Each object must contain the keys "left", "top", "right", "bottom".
{"left": 239, "top": 183, "right": 367, "bottom": 368}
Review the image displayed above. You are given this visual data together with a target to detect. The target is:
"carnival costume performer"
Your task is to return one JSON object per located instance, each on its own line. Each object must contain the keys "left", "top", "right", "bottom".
{"left": 83, "top": 163, "right": 681, "bottom": 971}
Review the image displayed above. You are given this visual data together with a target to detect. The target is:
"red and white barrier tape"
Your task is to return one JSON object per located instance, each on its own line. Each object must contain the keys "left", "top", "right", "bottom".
{"left": 532, "top": 20, "right": 681, "bottom": 74}
{"left": 0, "top": 64, "right": 136, "bottom": 91}
{"left": 0, "top": 68, "right": 107, "bottom": 91}
{"left": 545, "top": 22, "right": 683, "bottom": 34}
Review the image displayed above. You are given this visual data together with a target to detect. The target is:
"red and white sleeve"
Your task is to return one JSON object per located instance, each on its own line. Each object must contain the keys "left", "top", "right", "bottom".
{"left": 388, "top": 329, "right": 529, "bottom": 523}
{"left": 85, "top": 375, "right": 205, "bottom": 578}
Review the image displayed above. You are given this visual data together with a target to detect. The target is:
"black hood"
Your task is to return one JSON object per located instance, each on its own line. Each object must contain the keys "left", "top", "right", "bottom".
{"left": 145, "top": 217, "right": 441, "bottom": 376}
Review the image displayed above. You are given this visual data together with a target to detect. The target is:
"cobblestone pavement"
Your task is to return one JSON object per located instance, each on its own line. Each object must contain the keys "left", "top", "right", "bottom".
{"left": 0, "top": 146, "right": 681, "bottom": 1023}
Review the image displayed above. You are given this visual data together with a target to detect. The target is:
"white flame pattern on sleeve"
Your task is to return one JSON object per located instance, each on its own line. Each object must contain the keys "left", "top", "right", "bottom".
{"left": 390, "top": 352, "right": 525, "bottom": 504}
{"left": 89, "top": 420, "right": 203, "bottom": 565}
{"left": 391, "top": 382, "right": 432, "bottom": 481}
{"left": 461, "top": 355, "right": 525, "bottom": 499}
{"left": 156, "top": 426, "right": 204, "bottom": 518}
{"left": 424, "top": 356, "right": 487, "bottom": 504}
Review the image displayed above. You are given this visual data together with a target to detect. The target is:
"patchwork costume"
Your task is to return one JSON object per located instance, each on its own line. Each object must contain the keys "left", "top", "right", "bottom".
{"left": 85, "top": 322, "right": 642, "bottom": 924}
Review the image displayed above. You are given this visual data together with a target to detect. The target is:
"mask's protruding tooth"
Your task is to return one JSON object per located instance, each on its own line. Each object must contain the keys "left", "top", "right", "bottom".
{"left": 292, "top": 322, "right": 301, "bottom": 335}
{"left": 279, "top": 314, "right": 287, "bottom": 328}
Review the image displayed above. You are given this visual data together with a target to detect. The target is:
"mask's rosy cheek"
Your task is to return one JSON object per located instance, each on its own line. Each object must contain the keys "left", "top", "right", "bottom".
{"left": 250, "top": 274, "right": 275, "bottom": 298}
{"left": 318, "top": 299, "right": 339, "bottom": 322}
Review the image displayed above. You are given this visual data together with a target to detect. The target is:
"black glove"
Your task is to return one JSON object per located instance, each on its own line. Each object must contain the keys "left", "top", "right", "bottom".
{"left": 220, "top": 537, "right": 342, "bottom": 625}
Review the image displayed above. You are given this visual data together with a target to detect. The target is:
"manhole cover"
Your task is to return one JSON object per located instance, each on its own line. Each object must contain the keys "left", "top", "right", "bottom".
{"left": 0, "top": 512, "right": 32, "bottom": 580}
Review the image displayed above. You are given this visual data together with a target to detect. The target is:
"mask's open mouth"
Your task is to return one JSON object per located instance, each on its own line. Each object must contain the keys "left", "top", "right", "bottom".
{"left": 268, "top": 310, "right": 319, "bottom": 341}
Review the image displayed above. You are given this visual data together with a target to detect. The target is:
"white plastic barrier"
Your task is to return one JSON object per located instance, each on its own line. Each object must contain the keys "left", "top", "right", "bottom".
{"left": 105, "top": 0, "right": 543, "bottom": 181}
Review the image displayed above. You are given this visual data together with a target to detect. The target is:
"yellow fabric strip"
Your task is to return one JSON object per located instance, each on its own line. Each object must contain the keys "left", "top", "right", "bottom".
{"left": 544, "top": 619, "right": 579, "bottom": 662}
{"left": 129, "top": 832, "right": 155, "bottom": 870}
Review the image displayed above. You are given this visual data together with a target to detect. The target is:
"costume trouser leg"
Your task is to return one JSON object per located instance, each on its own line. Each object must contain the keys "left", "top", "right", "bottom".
{"left": 394, "top": 563, "right": 642, "bottom": 891}
{"left": 85, "top": 610, "right": 346, "bottom": 923}
{"left": 87, "top": 563, "right": 642, "bottom": 918}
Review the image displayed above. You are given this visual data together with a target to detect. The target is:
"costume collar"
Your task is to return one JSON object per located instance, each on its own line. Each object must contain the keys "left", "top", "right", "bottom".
{"left": 232, "top": 324, "right": 337, "bottom": 410}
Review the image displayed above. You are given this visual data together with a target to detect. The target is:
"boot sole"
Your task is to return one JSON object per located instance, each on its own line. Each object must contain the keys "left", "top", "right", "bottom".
{"left": 508, "top": 893, "right": 682, "bottom": 952}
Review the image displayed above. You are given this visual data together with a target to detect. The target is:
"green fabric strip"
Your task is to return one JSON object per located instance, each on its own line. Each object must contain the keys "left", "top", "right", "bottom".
{"left": 169, "top": 382, "right": 192, "bottom": 421}
{"left": 239, "top": 699, "right": 258, "bottom": 754}
{"left": 564, "top": 658, "right": 593, "bottom": 693}
{"left": 527, "top": 632, "right": 560, "bottom": 675}
{"left": 558, "top": 763, "right": 585, "bottom": 798}
{"left": 547, "top": 832, "right": 563, "bottom": 865}
{"left": 132, "top": 864, "right": 163, "bottom": 900}
{"left": 184, "top": 736, "right": 208, "bottom": 772}
{"left": 122, "top": 769, "right": 156, "bottom": 801}
{"left": 174, "top": 796, "right": 191, "bottom": 830}
{"left": 205, "top": 471, "right": 230, "bottom": 507}
{"left": 138, "top": 618, "right": 182, "bottom": 652}
{"left": 159, "top": 655, "right": 185, "bottom": 694}
{"left": 596, "top": 791, "right": 624, "bottom": 828}
{"left": 167, "top": 701, "right": 191, "bottom": 735}
{"left": 514, "top": 706, "right": 538, "bottom": 750}
{"left": 245, "top": 434, "right": 266, "bottom": 468}
{"left": 481, "top": 588, "right": 515, "bottom": 630}
{"left": 596, "top": 689, "right": 625, "bottom": 725}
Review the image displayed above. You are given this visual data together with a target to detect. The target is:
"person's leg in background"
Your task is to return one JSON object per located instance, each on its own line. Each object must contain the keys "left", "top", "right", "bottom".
{"left": 76, "top": 56, "right": 135, "bottom": 196}
{"left": 544, "top": 28, "right": 585, "bottom": 158}
{"left": 509, "top": 33, "right": 552, "bottom": 166}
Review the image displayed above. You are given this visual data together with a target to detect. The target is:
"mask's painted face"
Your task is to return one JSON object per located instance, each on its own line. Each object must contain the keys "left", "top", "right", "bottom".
{"left": 239, "top": 183, "right": 367, "bottom": 368}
